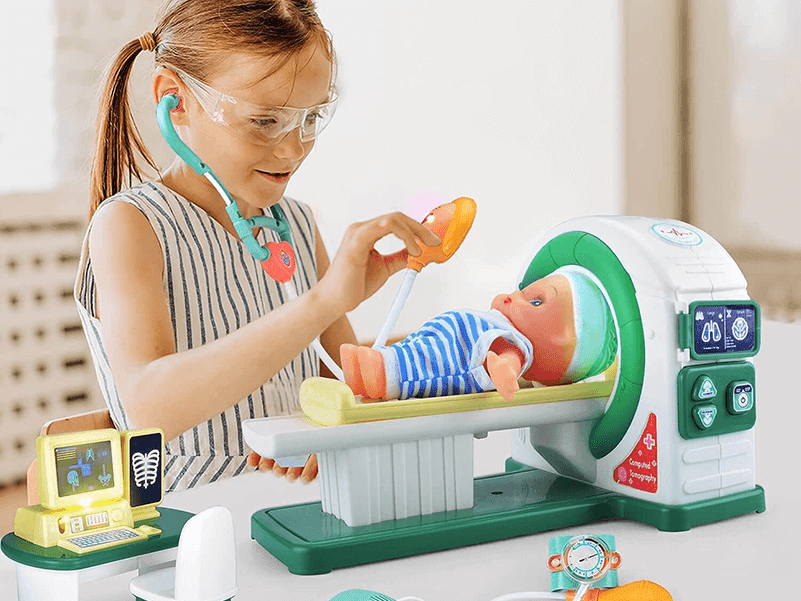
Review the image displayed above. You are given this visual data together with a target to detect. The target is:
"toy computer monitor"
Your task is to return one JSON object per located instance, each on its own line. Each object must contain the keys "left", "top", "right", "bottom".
{"left": 122, "top": 428, "right": 164, "bottom": 522}
{"left": 36, "top": 429, "right": 124, "bottom": 511}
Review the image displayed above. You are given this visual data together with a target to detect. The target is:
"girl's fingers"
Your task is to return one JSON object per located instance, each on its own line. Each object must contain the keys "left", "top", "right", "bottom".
{"left": 377, "top": 211, "right": 441, "bottom": 247}
{"left": 379, "top": 248, "right": 411, "bottom": 274}
{"left": 357, "top": 213, "right": 441, "bottom": 257}
{"left": 378, "top": 216, "right": 423, "bottom": 257}
{"left": 412, "top": 220, "right": 442, "bottom": 247}
{"left": 300, "top": 454, "right": 319, "bottom": 483}
{"left": 253, "top": 455, "right": 295, "bottom": 479}
{"left": 350, "top": 215, "right": 413, "bottom": 255}
{"left": 285, "top": 467, "right": 303, "bottom": 481}
{"left": 267, "top": 455, "right": 318, "bottom": 483}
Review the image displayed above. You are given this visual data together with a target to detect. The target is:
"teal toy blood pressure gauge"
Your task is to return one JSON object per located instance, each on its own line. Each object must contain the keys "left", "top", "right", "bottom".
{"left": 548, "top": 534, "right": 620, "bottom": 600}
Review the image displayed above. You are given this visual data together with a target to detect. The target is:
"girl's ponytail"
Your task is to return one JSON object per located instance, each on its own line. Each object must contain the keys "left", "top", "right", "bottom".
{"left": 89, "top": 37, "right": 159, "bottom": 219}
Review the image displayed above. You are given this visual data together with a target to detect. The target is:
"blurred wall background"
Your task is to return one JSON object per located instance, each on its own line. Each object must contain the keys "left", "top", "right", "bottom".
{"left": 0, "top": 0, "right": 797, "bottom": 488}
{"left": 686, "top": 0, "right": 801, "bottom": 321}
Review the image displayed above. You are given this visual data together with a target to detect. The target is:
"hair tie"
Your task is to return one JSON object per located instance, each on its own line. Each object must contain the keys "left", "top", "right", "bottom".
{"left": 138, "top": 32, "right": 157, "bottom": 53}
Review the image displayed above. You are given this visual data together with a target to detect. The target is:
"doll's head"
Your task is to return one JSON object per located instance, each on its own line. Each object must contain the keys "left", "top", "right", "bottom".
{"left": 491, "top": 267, "right": 617, "bottom": 385}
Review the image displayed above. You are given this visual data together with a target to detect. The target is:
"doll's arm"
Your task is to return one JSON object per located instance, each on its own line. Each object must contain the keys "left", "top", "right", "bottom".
{"left": 485, "top": 338, "right": 526, "bottom": 400}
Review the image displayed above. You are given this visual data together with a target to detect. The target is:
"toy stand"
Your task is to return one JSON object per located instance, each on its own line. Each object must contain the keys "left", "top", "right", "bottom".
{"left": 1, "top": 507, "right": 193, "bottom": 601}
{"left": 251, "top": 462, "right": 764, "bottom": 575}
{"left": 246, "top": 216, "right": 769, "bottom": 575}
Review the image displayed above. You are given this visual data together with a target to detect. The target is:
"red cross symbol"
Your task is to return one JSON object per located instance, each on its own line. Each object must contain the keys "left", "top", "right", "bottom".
{"left": 643, "top": 434, "right": 655, "bottom": 450}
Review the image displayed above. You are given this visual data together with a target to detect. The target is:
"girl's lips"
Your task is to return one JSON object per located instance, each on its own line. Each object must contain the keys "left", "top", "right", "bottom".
{"left": 257, "top": 170, "right": 291, "bottom": 183}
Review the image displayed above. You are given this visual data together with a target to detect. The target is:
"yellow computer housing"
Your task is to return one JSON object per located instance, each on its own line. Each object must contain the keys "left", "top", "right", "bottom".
{"left": 15, "top": 429, "right": 138, "bottom": 551}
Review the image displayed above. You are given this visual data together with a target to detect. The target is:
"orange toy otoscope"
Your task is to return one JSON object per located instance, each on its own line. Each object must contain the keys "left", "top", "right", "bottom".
{"left": 372, "top": 197, "right": 477, "bottom": 348}
{"left": 407, "top": 197, "right": 477, "bottom": 271}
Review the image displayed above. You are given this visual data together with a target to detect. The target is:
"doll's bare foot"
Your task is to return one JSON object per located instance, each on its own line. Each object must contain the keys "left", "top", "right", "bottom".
{"left": 341, "top": 344, "right": 366, "bottom": 396}
{"left": 356, "top": 346, "right": 388, "bottom": 400}
{"left": 486, "top": 350, "right": 520, "bottom": 401}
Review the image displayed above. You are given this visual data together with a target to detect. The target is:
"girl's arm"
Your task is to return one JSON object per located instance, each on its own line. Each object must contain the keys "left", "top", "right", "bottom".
{"left": 90, "top": 201, "right": 341, "bottom": 441}
{"left": 250, "top": 223, "right": 357, "bottom": 482}
{"left": 89, "top": 201, "right": 439, "bottom": 443}
{"left": 315, "top": 222, "right": 358, "bottom": 376}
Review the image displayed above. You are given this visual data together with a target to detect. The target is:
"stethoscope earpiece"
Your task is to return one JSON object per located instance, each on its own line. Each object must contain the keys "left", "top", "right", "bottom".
{"left": 165, "top": 91, "right": 183, "bottom": 112}
{"left": 159, "top": 92, "right": 181, "bottom": 112}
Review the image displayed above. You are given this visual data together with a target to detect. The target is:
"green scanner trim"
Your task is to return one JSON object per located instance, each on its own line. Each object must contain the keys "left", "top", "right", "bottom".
{"left": 520, "top": 232, "right": 645, "bottom": 459}
{"left": 156, "top": 94, "right": 294, "bottom": 263}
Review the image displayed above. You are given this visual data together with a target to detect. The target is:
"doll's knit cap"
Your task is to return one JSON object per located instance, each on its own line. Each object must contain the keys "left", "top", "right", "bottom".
{"left": 553, "top": 266, "right": 618, "bottom": 383}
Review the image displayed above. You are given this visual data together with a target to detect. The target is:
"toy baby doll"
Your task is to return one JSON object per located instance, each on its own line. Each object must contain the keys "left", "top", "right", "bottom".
{"left": 341, "top": 266, "right": 617, "bottom": 401}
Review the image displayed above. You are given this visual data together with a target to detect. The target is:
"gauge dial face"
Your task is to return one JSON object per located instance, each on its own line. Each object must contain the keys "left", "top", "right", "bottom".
{"left": 563, "top": 536, "right": 610, "bottom": 583}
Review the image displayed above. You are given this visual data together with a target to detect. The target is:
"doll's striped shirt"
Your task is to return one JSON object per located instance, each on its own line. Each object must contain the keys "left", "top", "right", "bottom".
{"left": 380, "top": 309, "right": 534, "bottom": 399}
{"left": 74, "top": 181, "right": 319, "bottom": 493}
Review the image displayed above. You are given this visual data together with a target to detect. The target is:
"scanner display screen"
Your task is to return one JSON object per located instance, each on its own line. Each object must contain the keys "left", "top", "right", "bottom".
{"left": 55, "top": 441, "right": 115, "bottom": 498}
{"left": 693, "top": 304, "right": 756, "bottom": 355}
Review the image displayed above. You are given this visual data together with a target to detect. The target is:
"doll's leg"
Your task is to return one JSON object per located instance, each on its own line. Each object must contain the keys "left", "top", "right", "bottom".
{"left": 341, "top": 344, "right": 366, "bottom": 395}
{"left": 356, "top": 346, "right": 388, "bottom": 400}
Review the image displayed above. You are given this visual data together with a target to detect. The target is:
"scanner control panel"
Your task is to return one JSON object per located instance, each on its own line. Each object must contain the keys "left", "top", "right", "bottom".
{"left": 676, "top": 361, "right": 756, "bottom": 439}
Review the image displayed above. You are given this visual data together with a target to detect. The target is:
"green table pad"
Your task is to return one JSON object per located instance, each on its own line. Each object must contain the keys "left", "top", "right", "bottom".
{"left": 1, "top": 507, "right": 193, "bottom": 571}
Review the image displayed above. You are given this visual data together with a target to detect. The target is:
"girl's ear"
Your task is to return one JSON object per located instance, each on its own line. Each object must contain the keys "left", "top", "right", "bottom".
{"left": 153, "top": 67, "right": 189, "bottom": 124}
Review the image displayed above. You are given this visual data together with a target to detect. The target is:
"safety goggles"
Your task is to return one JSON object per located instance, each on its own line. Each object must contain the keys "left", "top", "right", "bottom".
{"left": 172, "top": 68, "right": 338, "bottom": 145}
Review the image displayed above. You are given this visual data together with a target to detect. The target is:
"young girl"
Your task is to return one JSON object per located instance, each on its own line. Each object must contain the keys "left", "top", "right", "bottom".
{"left": 76, "top": 0, "right": 440, "bottom": 493}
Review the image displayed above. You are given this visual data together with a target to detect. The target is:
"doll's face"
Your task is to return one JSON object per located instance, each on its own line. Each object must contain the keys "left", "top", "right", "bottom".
{"left": 490, "top": 274, "right": 577, "bottom": 384}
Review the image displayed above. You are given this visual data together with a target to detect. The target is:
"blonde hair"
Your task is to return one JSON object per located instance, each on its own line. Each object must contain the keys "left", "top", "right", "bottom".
{"left": 89, "top": 0, "right": 333, "bottom": 218}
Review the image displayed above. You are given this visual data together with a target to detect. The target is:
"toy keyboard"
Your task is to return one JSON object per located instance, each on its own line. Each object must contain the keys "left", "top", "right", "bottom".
{"left": 57, "top": 526, "right": 147, "bottom": 554}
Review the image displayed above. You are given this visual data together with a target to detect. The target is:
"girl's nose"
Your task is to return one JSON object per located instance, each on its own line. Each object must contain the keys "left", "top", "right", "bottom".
{"left": 272, "top": 127, "right": 307, "bottom": 160}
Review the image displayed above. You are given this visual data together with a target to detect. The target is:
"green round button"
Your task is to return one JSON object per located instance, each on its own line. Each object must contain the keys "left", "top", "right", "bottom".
{"left": 727, "top": 381, "right": 754, "bottom": 414}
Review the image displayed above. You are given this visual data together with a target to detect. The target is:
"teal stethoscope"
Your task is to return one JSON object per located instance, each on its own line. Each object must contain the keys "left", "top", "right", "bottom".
{"left": 156, "top": 92, "right": 470, "bottom": 394}
{"left": 156, "top": 94, "right": 296, "bottom": 280}
{"left": 156, "top": 92, "right": 345, "bottom": 384}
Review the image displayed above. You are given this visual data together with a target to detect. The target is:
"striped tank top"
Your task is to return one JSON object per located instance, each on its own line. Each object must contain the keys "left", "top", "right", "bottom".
{"left": 74, "top": 181, "right": 319, "bottom": 493}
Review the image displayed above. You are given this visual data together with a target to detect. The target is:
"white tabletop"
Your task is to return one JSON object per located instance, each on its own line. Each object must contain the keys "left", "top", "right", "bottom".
{"left": 2, "top": 319, "right": 798, "bottom": 601}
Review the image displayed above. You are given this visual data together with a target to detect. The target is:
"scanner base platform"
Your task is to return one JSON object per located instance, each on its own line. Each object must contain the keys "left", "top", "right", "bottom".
{"left": 251, "top": 464, "right": 765, "bottom": 575}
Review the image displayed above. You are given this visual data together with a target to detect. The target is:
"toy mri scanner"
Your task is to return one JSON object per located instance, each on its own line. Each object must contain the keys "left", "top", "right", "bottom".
{"left": 242, "top": 216, "right": 765, "bottom": 575}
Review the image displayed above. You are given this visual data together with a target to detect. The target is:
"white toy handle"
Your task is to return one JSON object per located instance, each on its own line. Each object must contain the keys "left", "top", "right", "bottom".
{"left": 373, "top": 269, "right": 417, "bottom": 348}
{"left": 572, "top": 584, "right": 591, "bottom": 601}
{"left": 282, "top": 282, "right": 344, "bottom": 382}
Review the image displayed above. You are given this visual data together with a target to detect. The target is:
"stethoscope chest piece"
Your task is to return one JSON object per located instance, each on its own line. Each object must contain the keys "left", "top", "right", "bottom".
{"left": 261, "top": 240, "right": 296, "bottom": 283}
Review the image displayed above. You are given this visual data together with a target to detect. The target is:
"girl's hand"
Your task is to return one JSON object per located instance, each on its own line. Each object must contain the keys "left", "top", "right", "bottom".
{"left": 248, "top": 452, "right": 319, "bottom": 483}
{"left": 319, "top": 212, "right": 441, "bottom": 314}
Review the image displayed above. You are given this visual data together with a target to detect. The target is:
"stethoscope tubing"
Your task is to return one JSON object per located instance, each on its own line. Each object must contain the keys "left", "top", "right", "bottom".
{"left": 157, "top": 93, "right": 345, "bottom": 382}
